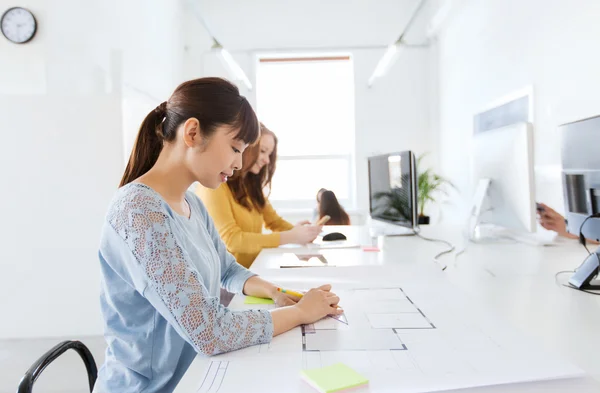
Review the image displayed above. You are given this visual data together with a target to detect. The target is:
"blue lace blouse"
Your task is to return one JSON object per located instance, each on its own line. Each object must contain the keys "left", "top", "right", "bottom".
{"left": 94, "top": 183, "right": 273, "bottom": 393}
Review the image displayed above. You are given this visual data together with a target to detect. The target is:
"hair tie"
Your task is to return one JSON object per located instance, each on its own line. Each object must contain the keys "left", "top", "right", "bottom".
{"left": 154, "top": 101, "right": 167, "bottom": 117}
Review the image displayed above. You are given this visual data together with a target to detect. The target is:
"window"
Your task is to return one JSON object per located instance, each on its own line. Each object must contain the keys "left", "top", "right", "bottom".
{"left": 256, "top": 55, "right": 356, "bottom": 209}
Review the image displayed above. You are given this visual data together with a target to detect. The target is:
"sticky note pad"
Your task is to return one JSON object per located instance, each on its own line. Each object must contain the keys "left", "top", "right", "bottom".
{"left": 244, "top": 296, "right": 275, "bottom": 305}
{"left": 301, "top": 363, "right": 369, "bottom": 393}
{"left": 361, "top": 246, "right": 380, "bottom": 252}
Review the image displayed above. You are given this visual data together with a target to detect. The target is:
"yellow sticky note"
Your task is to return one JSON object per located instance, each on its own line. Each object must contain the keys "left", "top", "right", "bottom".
{"left": 244, "top": 296, "right": 275, "bottom": 305}
{"left": 301, "top": 363, "right": 369, "bottom": 393}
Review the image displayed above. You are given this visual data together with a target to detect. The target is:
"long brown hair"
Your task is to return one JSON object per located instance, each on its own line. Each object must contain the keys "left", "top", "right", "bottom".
{"left": 227, "top": 123, "right": 278, "bottom": 211}
{"left": 319, "top": 190, "right": 350, "bottom": 225}
{"left": 119, "top": 77, "right": 260, "bottom": 187}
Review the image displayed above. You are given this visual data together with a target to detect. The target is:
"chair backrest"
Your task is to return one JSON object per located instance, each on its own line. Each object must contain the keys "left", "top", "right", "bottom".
{"left": 17, "top": 340, "right": 97, "bottom": 393}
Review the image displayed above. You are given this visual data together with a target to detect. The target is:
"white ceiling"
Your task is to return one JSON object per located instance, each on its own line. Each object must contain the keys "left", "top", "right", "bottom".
{"left": 194, "top": 0, "right": 445, "bottom": 51}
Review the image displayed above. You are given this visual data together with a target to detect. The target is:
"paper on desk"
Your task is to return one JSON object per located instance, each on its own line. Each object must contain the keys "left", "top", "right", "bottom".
{"left": 367, "top": 299, "right": 418, "bottom": 313}
{"left": 197, "top": 357, "right": 304, "bottom": 393}
{"left": 367, "top": 312, "right": 433, "bottom": 329}
{"left": 192, "top": 282, "right": 586, "bottom": 393}
{"left": 352, "top": 288, "right": 406, "bottom": 301}
{"left": 279, "top": 253, "right": 333, "bottom": 268}
{"left": 304, "top": 329, "right": 404, "bottom": 351}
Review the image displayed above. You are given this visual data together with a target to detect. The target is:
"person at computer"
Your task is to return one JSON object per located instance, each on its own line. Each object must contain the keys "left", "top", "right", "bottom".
{"left": 538, "top": 202, "right": 597, "bottom": 242}
{"left": 317, "top": 190, "right": 351, "bottom": 225}
{"left": 197, "top": 123, "right": 322, "bottom": 268}
{"left": 95, "top": 78, "right": 342, "bottom": 393}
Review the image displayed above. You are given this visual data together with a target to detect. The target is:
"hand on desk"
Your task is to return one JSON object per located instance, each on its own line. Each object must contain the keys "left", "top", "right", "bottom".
{"left": 295, "top": 284, "right": 343, "bottom": 323}
{"left": 280, "top": 224, "right": 322, "bottom": 245}
{"left": 271, "top": 290, "right": 301, "bottom": 307}
{"left": 537, "top": 203, "right": 578, "bottom": 239}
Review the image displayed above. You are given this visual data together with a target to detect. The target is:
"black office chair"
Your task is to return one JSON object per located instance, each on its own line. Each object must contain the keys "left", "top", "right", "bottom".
{"left": 16, "top": 340, "right": 97, "bottom": 393}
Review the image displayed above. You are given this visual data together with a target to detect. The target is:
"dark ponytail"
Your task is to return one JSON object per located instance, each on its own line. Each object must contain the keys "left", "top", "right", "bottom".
{"left": 119, "top": 78, "right": 260, "bottom": 187}
{"left": 119, "top": 102, "right": 167, "bottom": 187}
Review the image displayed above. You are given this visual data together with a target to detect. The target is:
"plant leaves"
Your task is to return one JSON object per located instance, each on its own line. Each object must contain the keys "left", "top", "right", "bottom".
{"left": 416, "top": 152, "right": 458, "bottom": 215}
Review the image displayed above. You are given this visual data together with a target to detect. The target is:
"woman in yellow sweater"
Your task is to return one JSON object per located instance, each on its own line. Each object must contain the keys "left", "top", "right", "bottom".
{"left": 196, "top": 124, "right": 322, "bottom": 268}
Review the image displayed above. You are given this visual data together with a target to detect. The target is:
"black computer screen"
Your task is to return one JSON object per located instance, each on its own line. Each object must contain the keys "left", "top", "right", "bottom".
{"left": 368, "top": 151, "right": 416, "bottom": 228}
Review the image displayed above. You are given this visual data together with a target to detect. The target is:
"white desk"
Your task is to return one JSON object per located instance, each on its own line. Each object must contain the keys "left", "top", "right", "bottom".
{"left": 177, "top": 225, "right": 600, "bottom": 392}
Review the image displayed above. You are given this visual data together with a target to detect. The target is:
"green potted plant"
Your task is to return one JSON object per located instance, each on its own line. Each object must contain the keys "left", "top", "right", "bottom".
{"left": 416, "top": 153, "right": 456, "bottom": 225}
{"left": 372, "top": 183, "right": 412, "bottom": 223}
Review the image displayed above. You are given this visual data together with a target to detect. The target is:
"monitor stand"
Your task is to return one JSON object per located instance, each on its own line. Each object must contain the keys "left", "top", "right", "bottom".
{"left": 369, "top": 226, "right": 416, "bottom": 237}
{"left": 468, "top": 224, "right": 515, "bottom": 244}
{"left": 466, "top": 179, "right": 496, "bottom": 243}
{"left": 466, "top": 179, "right": 529, "bottom": 244}
{"left": 465, "top": 179, "right": 551, "bottom": 246}
{"left": 584, "top": 280, "right": 600, "bottom": 290}
{"left": 569, "top": 249, "right": 600, "bottom": 290}
{"left": 368, "top": 219, "right": 416, "bottom": 237}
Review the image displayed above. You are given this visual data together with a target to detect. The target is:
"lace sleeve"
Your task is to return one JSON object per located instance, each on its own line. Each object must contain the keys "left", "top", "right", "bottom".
{"left": 107, "top": 188, "right": 273, "bottom": 356}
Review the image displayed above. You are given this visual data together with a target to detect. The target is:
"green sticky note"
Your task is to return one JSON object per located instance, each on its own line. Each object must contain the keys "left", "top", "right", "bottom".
{"left": 301, "top": 363, "right": 369, "bottom": 393}
{"left": 244, "top": 296, "right": 275, "bottom": 305}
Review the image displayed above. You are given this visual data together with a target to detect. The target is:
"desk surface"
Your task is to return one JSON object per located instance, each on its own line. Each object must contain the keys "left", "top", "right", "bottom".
{"left": 177, "top": 225, "right": 600, "bottom": 393}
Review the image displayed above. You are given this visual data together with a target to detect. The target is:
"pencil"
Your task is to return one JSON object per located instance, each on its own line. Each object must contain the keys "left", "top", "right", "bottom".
{"left": 276, "top": 287, "right": 304, "bottom": 298}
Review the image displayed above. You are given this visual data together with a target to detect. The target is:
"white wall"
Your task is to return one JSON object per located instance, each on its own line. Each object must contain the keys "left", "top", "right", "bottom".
{"left": 120, "top": 0, "right": 214, "bottom": 161}
{"left": 0, "top": 0, "right": 122, "bottom": 338}
{"left": 203, "top": 52, "right": 255, "bottom": 106}
{"left": 354, "top": 47, "right": 435, "bottom": 216}
{"left": 0, "top": 0, "right": 211, "bottom": 339}
{"left": 0, "top": 96, "right": 122, "bottom": 338}
{"left": 436, "top": 0, "right": 600, "bottom": 222}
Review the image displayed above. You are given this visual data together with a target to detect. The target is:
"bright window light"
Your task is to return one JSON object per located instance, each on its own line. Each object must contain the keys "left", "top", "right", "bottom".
{"left": 256, "top": 55, "right": 356, "bottom": 208}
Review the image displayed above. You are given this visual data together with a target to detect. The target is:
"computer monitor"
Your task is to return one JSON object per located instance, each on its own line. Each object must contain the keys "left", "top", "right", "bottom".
{"left": 470, "top": 122, "right": 536, "bottom": 237}
{"left": 560, "top": 115, "right": 600, "bottom": 289}
{"left": 367, "top": 151, "right": 418, "bottom": 234}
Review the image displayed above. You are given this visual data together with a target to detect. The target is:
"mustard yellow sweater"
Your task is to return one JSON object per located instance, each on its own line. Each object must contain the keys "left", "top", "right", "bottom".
{"left": 196, "top": 184, "right": 294, "bottom": 268}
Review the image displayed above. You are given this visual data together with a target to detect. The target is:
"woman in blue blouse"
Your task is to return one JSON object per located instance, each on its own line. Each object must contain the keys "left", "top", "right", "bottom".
{"left": 94, "top": 78, "right": 343, "bottom": 393}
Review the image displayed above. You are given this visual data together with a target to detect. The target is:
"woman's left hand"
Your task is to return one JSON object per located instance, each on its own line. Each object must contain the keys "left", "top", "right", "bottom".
{"left": 296, "top": 220, "right": 311, "bottom": 226}
{"left": 271, "top": 289, "right": 302, "bottom": 307}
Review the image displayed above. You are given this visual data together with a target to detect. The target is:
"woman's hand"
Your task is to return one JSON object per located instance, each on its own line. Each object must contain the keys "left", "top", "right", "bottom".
{"left": 294, "top": 284, "right": 343, "bottom": 324}
{"left": 538, "top": 203, "right": 577, "bottom": 239}
{"left": 296, "top": 220, "right": 311, "bottom": 226}
{"left": 281, "top": 224, "right": 322, "bottom": 245}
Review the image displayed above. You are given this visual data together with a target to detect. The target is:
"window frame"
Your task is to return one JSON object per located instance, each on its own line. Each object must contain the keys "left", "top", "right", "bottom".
{"left": 255, "top": 53, "right": 357, "bottom": 210}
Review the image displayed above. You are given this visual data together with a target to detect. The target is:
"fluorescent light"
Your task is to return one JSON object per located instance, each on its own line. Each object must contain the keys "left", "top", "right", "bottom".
{"left": 427, "top": 0, "right": 453, "bottom": 38}
{"left": 367, "top": 41, "right": 404, "bottom": 87}
{"left": 212, "top": 40, "right": 253, "bottom": 90}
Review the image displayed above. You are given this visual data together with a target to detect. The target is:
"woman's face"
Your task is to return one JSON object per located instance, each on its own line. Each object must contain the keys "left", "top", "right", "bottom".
{"left": 184, "top": 122, "right": 247, "bottom": 189}
{"left": 249, "top": 134, "right": 275, "bottom": 175}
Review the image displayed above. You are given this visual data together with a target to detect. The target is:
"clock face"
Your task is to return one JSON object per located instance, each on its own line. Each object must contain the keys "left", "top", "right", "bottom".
{"left": 1, "top": 7, "right": 37, "bottom": 44}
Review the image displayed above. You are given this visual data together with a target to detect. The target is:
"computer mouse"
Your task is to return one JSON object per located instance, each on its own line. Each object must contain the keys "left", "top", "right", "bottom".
{"left": 322, "top": 232, "right": 347, "bottom": 241}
